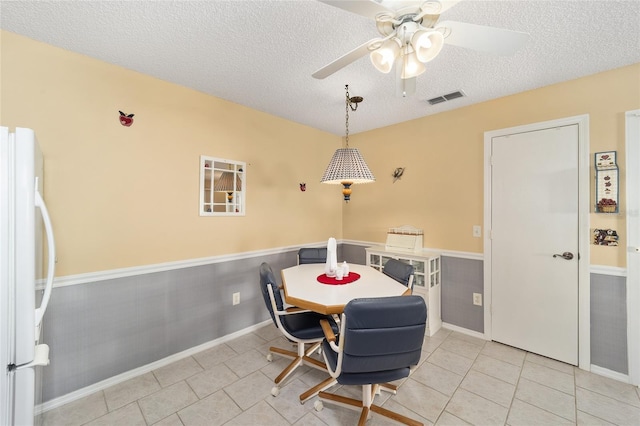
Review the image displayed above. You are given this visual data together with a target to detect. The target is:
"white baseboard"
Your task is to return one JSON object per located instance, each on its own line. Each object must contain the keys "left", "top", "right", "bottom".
{"left": 590, "top": 364, "right": 631, "bottom": 384}
{"left": 442, "top": 322, "right": 487, "bottom": 341}
{"left": 37, "top": 319, "right": 272, "bottom": 414}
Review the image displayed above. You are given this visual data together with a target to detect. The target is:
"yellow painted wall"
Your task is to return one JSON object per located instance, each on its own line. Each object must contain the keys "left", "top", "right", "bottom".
{"left": 2, "top": 31, "right": 637, "bottom": 274}
{"left": 346, "top": 63, "right": 640, "bottom": 267}
{"left": 0, "top": 31, "right": 343, "bottom": 276}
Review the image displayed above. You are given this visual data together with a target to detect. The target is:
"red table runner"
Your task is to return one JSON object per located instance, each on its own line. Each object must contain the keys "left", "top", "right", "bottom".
{"left": 317, "top": 272, "right": 361, "bottom": 285}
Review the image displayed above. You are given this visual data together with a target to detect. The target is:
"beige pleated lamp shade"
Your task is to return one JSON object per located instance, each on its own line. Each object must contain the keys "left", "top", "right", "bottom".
{"left": 213, "top": 171, "right": 242, "bottom": 192}
{"left": 320, "top": 148, "right": 375, "bottom": 184}
{"left": 214, "top": 171, "right": 242, "bottom": 201}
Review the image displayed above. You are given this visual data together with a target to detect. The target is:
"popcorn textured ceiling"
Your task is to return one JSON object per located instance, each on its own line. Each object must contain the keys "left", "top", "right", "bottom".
{"left": 1, "top": 0, "right": 639, "bottom": 136}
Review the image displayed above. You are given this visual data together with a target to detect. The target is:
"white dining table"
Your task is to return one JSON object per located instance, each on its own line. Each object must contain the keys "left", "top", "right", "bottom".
{"left": 280, "top": 263, "right": 411, "bottom": 315}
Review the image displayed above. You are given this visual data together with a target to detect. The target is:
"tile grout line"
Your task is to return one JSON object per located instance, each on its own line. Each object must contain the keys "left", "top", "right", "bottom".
{"left": 432, "top": 339, "right": 503, "bottom": 425}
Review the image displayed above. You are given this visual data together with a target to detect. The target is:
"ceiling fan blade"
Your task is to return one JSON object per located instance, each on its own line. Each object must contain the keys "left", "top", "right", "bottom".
{"left": 312, "top": 38, "right": 380, "bottom": 79}
{"left": 439, "top": 0, "right": 463, "bottom": 14}
{"left": 317, "top": 0, "right": 394, "bottom": 20}
{"left": 437, "top": 20, "right": 529, "bottom": 55}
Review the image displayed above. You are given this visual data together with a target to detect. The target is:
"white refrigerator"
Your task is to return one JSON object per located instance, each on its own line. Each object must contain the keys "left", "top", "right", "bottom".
{"left": 1, "top": 127, "right": 56, "bottom": 426}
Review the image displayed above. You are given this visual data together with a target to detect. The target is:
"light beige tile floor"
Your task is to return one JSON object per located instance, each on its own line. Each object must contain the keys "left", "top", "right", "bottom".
{"left": 42, "top": 325, "right": 640, "bottom": 426}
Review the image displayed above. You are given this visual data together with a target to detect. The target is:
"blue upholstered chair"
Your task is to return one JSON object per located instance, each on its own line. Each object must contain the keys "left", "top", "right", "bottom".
{"left": 383, "top": 258, "right": 415, "bottom": 291}
{"left": 297, "top": 247, "right": 328, "bottom": 264}
{"left": 313, "top": 296, "right": 427, "bottom": 425}
{"left": 259, "top": 262, "right": 338, "bottom": 397}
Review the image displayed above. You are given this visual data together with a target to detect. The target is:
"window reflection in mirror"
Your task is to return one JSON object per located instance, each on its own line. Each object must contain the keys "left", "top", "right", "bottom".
{"left": 200, "top": 156, "right": 245, "bottom": 216}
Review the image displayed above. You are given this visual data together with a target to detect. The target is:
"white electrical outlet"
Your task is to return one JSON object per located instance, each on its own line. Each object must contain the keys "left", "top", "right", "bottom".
{"left": 232, "top": 292, "right": 240, "bottom": 305}
{"left": 473, "top": 225, "right": 482, "bottom": 238}
{"left": 473, "top": 293, "right": 482, "bottom": 306}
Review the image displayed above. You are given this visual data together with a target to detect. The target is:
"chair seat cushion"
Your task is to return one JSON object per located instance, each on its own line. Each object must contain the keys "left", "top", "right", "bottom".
{"left": 282, "top": 312, "right": 338, "bottom": 340}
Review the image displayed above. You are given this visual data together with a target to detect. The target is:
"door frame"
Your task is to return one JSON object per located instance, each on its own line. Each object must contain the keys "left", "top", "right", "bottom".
{"left": 483, "top": 114, "right": 590, "bottom": 370}
{"left": 625, "top": 109, "right": 639, "bottom": 386}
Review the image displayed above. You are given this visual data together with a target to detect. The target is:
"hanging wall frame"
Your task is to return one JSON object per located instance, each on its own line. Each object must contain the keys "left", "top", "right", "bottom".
{"left": 594, "top": 151, "right": 619, "bottom": 213}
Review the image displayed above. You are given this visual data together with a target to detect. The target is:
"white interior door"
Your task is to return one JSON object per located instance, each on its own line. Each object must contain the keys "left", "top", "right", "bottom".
{"left": 490, "top": 124, "right": 579, "bottom": 365}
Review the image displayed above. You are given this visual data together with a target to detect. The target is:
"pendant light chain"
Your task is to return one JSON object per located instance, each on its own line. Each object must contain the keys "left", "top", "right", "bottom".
{"left": 345, "top": 84, "right": 350, "bottom": 148}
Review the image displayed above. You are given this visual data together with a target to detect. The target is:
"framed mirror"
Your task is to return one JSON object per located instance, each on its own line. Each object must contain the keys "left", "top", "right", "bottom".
{"left": 199, "top": 155, "right": 246, "bottom": 216}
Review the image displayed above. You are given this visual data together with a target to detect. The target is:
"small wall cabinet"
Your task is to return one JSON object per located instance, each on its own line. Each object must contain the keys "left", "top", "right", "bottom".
{"left": 365, "top": 246, "right": 442, "bottom": 336}
{"left": 199, "top": 156, "right": 246, "bottom": 216}
{"left": 594, "top": 151, "right": 619, "bottom": 214}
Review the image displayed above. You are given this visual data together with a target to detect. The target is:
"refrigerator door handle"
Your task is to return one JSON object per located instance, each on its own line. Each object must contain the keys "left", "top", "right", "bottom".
{"left": 34, "top": 190, "right": 55, "bottom": 332}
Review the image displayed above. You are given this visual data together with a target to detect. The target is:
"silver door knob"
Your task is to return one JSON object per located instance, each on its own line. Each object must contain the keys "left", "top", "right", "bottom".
{"left": 553, "top": 252, "right": 574, "bottom": 260}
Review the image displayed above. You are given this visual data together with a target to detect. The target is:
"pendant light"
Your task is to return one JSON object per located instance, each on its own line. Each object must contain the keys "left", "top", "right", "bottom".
{"left": 320, "top": 85, "right": 375, "bottom": 202}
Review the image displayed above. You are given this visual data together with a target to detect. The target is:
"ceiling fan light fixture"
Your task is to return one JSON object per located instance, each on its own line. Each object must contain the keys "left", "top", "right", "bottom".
{"left": 312, "top": 1, "right": 530, "bottom": 90}
{"left": 369, "top": 38, "right": 401, "bottom": 73}
{"left": 400, "top": 50, "right": 426, "bottom": 79}
{"left": 412, "top": 30, "right": 444, "bottom": 63}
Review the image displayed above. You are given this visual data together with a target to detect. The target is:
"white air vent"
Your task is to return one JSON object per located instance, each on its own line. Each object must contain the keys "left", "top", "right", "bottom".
{"left": 427, "top": 90, "right": 466, "bottom": 105}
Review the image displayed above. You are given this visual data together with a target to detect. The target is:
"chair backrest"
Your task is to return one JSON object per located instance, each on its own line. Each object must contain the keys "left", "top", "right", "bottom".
{"left": 382, "top": 258, "right": 414, "bottom": 288}
{"left": 341, "top": 296, "right": 426, "bottom": 374}
{"left": 259, "top": 262, "right": 284, "bottom": 326}
{"left": 297, "top": 247, "right": 328, "bottom": 265}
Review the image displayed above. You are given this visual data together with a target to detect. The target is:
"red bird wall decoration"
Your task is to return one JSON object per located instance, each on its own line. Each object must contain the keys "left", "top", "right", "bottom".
{"left": 119, "top": 111, "right": 135, "bottom": 127}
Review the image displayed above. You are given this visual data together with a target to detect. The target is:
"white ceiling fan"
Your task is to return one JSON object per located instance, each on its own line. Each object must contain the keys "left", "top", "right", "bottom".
{"left": 313, "top": 0, "right": 529, "bottom": 96}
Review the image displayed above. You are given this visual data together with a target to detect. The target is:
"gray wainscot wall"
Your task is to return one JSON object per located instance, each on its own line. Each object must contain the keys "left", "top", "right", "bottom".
{"left": 42, "top": 243, "right": 628, "bottom": 406}
{"left": 590, "top": 273, "right": 628, "bottom": 374}
{"left": 42, "top": 251, "right": 296, "bottom": 402}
